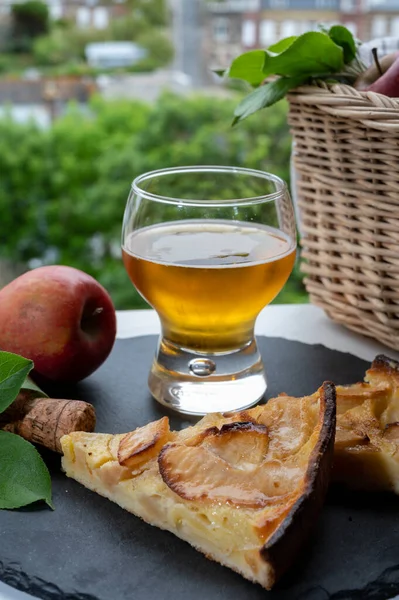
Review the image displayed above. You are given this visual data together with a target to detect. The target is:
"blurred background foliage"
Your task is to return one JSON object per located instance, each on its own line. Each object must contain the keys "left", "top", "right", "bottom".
{"left": 0, "top": 0, "right": 173, "bottom": 75}
{"left": 11, "top": 0, "right": 50, "bottom": 54}
{"left": 31, "top": 17, "right": 173, "bottom": 73}
{"left": 0, "top": 92, "right": 307, "bottom": 309}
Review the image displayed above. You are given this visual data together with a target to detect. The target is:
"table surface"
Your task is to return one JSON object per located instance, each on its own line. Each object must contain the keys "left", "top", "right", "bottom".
{"left": 1, "top": 304, "right": 398, "bottom": 600}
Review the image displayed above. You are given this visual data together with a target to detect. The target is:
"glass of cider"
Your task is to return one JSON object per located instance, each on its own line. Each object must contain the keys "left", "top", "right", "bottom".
{"left": 122, "top": 166, "right": 296, "bottom": 415}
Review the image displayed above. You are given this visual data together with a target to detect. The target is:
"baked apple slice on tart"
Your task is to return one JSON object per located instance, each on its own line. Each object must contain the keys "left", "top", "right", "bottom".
{"left": 334, "top": 355, "right": 399, "bottom": 493}
{"left": 61, "top": 382, "right": 336, "bottom": 590}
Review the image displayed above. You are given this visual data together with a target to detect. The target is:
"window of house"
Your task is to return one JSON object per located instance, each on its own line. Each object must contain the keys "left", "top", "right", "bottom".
{"left": 280, "top": 20, "right": 297, "bottom": 38}
{"left": 76, "top": 6, "right": 91, "bottom": 28}
{"left": 260, "top": 20, "right": 276, "bottom": 46}
{"left": 270, "top": 0, "right": 288, "bottom": 9}
{"left": 344, "top": 21, "right": 357, "bottom": 36}
{"left": 316, "top": 0, "right": 337, "bottom": 8}
{"left": 340, "top": 0, "right": 354, "bottom": 11}
{"left": 391, "top": 16, "right": 399, "bottom": 37}
{"left": 371, "top": 15, "right": 387, "bottom": 38}
{"left": 242, "top": 20, "right": 256, "bottom": 47}
{"left": 93, "top": 6, "right": 109, "bottom": 29}
{"left": 367, "top": 0, "right": 385, "bottom": 7}
{"left": 0, "top": 1, "right": 10, "bottom": 14}
{"left": 213, "top": 17, "right": 229, "bottom": 43}
{"left": 49, "top": 1, "right": 63, "bottom": 20}
{"left": 299, "top": 20, "right": 312, "bottom": 34}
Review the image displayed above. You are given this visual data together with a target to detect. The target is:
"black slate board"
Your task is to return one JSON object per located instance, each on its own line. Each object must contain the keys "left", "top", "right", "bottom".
{"left": 1, "top": 336, "right": 399, "bottom": 600}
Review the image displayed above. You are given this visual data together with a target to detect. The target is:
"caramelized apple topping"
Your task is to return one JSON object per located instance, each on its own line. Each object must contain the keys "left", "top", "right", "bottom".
{"left": 158, "top": 384, "right": 335, "bottom": 509}
{"left": 369, "top": 355, "right": 399, "bottom": 375}
{"left": 334, "top": 426, "right": 368, "bottom": 450}
{"left": 336, "top": 398, "right": 383, "bottom": 448}
{"left": 200, "top": 422, "right": 269, "bottom": 471}
{"left": 384, "top": 423, "right": 399, "bottom": 442}
{"left": 335, "top": 381, "right": 389, "bottom": 416}
{"left": 335, "top": 356, "right": 399, "bottom": 450}
{"left": 118, "top": 416, "right": 170, "bottom": 469}
{"left": 333, "top": 355, "right": 399, "bottom": 490}
{"left": 159, "top": 442, "right": 285, "bottom": 508}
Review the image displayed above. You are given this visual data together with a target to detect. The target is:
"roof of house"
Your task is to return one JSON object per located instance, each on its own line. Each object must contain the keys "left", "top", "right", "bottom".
{"left": 262, "top": 0, "right": 339, "bottom": 9}
{"left": 85, "top": 42, "right": 147, "bottom": 60}
{"left": 367, "top": 0, "right": 399, "bottom": 10}
{"left": 0, "top": 77, "right": 97, "bottom": 105}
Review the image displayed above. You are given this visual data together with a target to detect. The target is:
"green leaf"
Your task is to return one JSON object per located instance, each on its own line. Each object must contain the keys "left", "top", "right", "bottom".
{"left": 22, "top": 376, "right": 48, "bottom": 399}
{"left": 262, "top": 32, "right": 344, "bottom": 78}
{"left": 268, "top": 36, "right": 297, "bottom": 54}
{"left": 328, "top": 25, "right": 357, "bottom": 64}
{"left": 228, "top": 50, "right": 267, "bottom": 86}
{"left": 233, "top": 75, "right": 308, "bottom": 124}
{"left": 0, "top": 351, "right": 34, "bottom": 414}
{"left": 0, "top": 431, "right": 53, "bottom": 509}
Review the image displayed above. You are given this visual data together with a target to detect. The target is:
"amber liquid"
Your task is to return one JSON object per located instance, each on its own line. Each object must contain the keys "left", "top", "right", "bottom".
{"left": 123, "top": 220, "right": 296, "bottom": 352}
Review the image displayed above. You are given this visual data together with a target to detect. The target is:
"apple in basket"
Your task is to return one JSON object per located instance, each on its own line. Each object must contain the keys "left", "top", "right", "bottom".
{"left": 354, "top": 51, "right": 399, "bottom": 96}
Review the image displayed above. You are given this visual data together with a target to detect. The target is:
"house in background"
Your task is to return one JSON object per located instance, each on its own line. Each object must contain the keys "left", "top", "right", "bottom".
{"left": 339, "top": 0, "right": 363, "bottom": 39}
{"left": 85, "top": 41, "right": 147, "bottom": 68}
{"left": 363, "top": 0, "right": 399, "bottom": 41}
{"left": 255, "top": 0, "right": 341, "bottom": 48}
{"left": 0, "top": 0, "right": 127, "bottom": 33}
{"left": 203, "top": 0, "right": 261, "bottom": 72}
{"left": 204, "top": 0, "right": 342, "bottom": 71}
{"left": 0, "top": 76, "right": 97, "bottom": 126}
{"left": 203, "top": 0, "right": 399, "bottom": 74}
{"left": 60, "top": 0, "right": 127, "bottom": 30}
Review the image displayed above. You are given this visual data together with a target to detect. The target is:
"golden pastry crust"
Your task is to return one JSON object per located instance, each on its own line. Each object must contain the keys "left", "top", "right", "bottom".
{"left": 61, "top": 382, "right": 336, "bottom": 590}
{"left": 334, "top": 354, "right": 399, "bottom": 493}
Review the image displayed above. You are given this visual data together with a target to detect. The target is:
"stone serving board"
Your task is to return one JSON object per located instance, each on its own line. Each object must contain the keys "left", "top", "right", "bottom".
{"left": 1, "top": 336, "right": 399, "bottom": 600}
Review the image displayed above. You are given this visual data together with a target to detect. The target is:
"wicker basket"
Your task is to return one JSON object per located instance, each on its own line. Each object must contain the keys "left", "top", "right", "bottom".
{"left": 287, "top": 82, "right": 399, "bottom": 351}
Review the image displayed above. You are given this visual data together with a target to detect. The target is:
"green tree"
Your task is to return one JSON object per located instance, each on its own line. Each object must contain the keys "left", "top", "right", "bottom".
{"left": 33, "top": 16, "right": 173, "bottom": 70}
{"left": 33, "top": 28, "right": 79, "bottom": 65}
{"left": 31, "top": 0, "right": 172, "bottom": 70}
{"left": 127, "top": 0, "right": 169, "bottom": 27}
{"left": 0, "top": 93, "right": 307, "bottom": 308}
{"left": 134, "top": 29, "right": 174, "bottom": 69}
{"left": 11, "top": 0, "right": 49, "bottom": 53}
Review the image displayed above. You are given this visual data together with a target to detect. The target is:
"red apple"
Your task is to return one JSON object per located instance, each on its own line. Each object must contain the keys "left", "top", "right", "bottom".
{"left": 367, "top": 55, "right": 399, "bottom": 96}
{"left": 354, "top": 51, "right": 399, "bottom": 91}
{"left": 0, "top": 265, "right": 117, "bottom": 383}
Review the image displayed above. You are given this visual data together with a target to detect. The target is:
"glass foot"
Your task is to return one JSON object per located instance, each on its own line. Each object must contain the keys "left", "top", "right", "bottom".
{"left": 148, "top": 337, "right": 267, "bottom": 416}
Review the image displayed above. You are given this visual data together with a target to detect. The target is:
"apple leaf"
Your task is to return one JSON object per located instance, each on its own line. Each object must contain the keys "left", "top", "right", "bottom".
{"left": 0, "top": 351, "right": 34, "bottom": 414}
{"left": 22, "top": 376, "right": 48, "bottom": 399}
{"left": 328, "top": 25, "right": 357, "bottom": 64}
{"left": 227, "top": 25, "right": 357, "bottom": 122}
{"left": 228, "top": 50, "right": 267, "bottom": 86}
{"left": 268, "top": 36, "right": 297, "bottom": 54}
{"left": 0, "top": 430, "right": 53, "bottom": 509}
{"left": 233, "top": 75, "right": 308, "bottom": 124}
{"left": 262, "top": 32, "right": 344, "bottom": 78}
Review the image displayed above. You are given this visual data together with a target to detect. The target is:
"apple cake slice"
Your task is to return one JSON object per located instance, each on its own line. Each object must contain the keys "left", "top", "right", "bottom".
{"left": 61, "top": 382, "right": 336, "bottom": 590}
{"left": 334, "top": 354, "right": 399, "bottom": 492}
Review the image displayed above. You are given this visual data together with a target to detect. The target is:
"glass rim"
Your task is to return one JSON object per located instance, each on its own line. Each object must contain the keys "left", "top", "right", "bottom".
{"left": 131, "top": 166, "right": 287, "bottom": 206}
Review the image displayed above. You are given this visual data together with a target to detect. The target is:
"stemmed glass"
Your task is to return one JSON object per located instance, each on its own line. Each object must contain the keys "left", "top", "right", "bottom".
{"left": 122, "top": 166, "right": 296, "bottom": 416}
